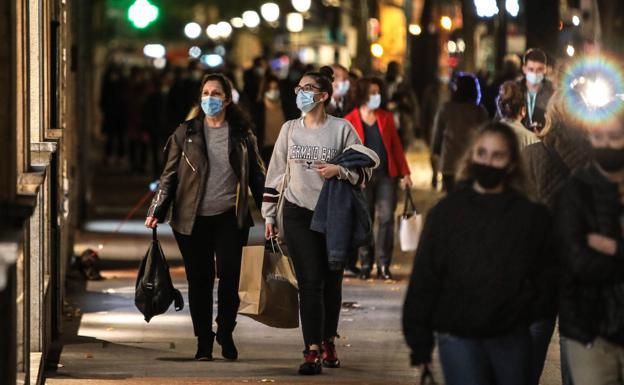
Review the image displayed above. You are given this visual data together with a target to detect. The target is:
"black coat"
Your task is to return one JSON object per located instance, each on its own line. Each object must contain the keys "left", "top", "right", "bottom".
{"left": 403, "top": 186, "right": 556, "bottom": 365}
{"left": 556, "top": 164, "right": 624, "bottom": 346}
{"left": 523, "top": 122, "right": 591, "bottom": 209}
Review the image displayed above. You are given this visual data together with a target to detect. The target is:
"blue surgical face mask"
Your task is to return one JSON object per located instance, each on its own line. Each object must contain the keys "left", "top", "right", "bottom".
{"left": 201, "top": 96, "right": 224, "bottom": 116}
{"left": 296, "top": 90, "right": 319, "bottom": 113}
{"left": 526, "top": 72, "right": 544, "bottom": 85}
{"left": 367, "top": 93, "right": 381, "bottom": 110}
{"left": 334, "top": 80, "right": 350, "bottom": 97}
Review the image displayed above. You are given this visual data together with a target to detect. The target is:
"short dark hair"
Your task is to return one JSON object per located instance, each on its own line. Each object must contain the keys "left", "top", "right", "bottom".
{"left": 353, "top": 76, "right": 385, "bottom": 107}
{"left": 301, "top": 66, "right": 334, "bottom": 106}
{"left": 523, "top": 48, "right": 547, "bottom": 65}
{"left": 451, "top": 73, "right": 481, "bottom": 104}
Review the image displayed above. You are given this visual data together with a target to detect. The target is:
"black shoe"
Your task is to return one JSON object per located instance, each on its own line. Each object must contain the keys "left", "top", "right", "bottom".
{"left": 359, "top": 266, "right": 372, "bottom": 280}
{"left": 377, "top": 265, "right": 393, "bottom": 280}
{"left": 299, "top": 349, "right": 322, "bottom": 375}
{"left": 195, "top": 334, "right": 214, "bottom": 361}
{"left": 216, "top": 331, "right": 238, "bottom": 360}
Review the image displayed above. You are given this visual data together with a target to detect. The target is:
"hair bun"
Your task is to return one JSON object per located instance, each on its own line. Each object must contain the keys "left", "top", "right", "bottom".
{"left": 319, "top": 66, "right": 334, "bottom": 82}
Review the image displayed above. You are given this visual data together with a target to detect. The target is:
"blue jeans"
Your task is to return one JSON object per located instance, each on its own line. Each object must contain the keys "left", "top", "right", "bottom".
{"left": 437, "top": 329, "right": 531, "bottom": 385}
{"left": 529, "top": 318, "right": 556, "bottom": 385}
{"left": 560, "top": 335, "right": 575, "bottom": 385}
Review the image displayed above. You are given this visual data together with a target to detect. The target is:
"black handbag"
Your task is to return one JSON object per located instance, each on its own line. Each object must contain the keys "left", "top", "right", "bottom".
{"left": 135, "top": 228, "right": 184, "bottom": 322}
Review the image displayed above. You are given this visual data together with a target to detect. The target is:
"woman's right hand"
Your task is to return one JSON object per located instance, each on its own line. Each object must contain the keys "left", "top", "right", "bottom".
{"left": 145, "top": 216, "right": 158, "bottom": 229}
{"left": 265, "top": 223, "right": 278, "bottom": 240}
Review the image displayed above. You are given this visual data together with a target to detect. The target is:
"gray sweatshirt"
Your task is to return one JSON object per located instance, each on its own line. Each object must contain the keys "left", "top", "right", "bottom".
{"left": 262, "top": 116, "right": 364, "bottom": 224}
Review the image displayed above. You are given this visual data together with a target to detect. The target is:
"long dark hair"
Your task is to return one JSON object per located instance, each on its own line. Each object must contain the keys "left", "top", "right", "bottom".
{"left": 456, "top": 122, "right": 529, "bottom": 196}
{"left": 497, "top": 81, "right": 525, "bottom": 119}
{"left": 192, "top": 73, "right": 254, "bottom": 132}
{"left": 301, "top": 66, "right": 334, "bottom": 106}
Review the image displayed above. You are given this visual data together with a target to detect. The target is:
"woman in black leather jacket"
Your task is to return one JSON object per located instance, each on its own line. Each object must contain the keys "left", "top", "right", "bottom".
{"left": 556, "top": 107, "right": 624, "bottom": 385}
{"left": 145, "top": 73, "right": 265, "bottom": 362}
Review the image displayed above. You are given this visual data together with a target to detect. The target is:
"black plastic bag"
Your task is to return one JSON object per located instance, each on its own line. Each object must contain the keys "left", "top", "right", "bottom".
{"left": 135, "top": 228, "right": 184, "bottom": 322}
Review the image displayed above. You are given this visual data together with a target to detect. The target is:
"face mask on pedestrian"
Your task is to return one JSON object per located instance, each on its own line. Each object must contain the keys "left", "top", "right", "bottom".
{"left": 265, "top": 89, "right": 281, "bottom": 101}
{"left": 367, "top": 93, "right": 381, "bottom": 110}
{"left": 469, "top": 162, "right": 508, "bottom": 189}
{"left": 526, "top": 72, "right": 544, "bottom": 86}
{"left": 593, "top": 147, "right": 624, "bottom": 172}
{"left": 231, "top": 89, "right": 240, "bottom": 104}
{"left": 296, "top": 90, "right": 320, "bottom": 113}
{"left": 335, "top": 80, "right": 350, "bottom": 97}
{"left": 201, "top": 96, "right": 224, "bottom": 117}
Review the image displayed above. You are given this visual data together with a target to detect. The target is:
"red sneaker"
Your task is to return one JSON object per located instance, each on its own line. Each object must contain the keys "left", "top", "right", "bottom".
{"left": 322, "top": 339, "right": 341, "bottom": 368}
{"left": 299, "top": 349, "right": 322, "bottom": 375}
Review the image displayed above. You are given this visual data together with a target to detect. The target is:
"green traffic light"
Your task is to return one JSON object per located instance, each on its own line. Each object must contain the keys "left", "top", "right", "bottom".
{"left": 127, "top": 0, "right": 159, "bottom": 29}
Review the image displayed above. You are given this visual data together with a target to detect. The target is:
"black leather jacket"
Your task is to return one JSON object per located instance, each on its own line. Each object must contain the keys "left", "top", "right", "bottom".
{"left": 556, "top": 164, "right": 624, "bottom": 346}
{"left": 147, "top": 115, "right": 265, "bottom": 235}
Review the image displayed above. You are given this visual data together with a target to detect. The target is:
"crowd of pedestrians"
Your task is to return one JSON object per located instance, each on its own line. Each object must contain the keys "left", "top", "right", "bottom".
{"left": 131, "top": 46, "right": 624, "bottom": 384}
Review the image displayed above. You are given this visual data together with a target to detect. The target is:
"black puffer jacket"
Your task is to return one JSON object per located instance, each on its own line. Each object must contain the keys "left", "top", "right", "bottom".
{"left": 557, "top": 164, "right": 624, "bottom": 347}
{"left": 523, "top": 122, "right": 591, "bottom": 209}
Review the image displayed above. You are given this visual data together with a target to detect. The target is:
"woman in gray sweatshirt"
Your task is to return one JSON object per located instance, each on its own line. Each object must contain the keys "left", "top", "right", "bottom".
{"left": 262, "top": 66, "right": 370, "bottom": 375}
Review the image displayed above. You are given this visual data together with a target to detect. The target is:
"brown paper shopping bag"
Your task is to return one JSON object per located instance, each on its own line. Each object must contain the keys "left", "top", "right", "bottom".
{"left": 238, "top": 240, "right": 299, "bottom": 328}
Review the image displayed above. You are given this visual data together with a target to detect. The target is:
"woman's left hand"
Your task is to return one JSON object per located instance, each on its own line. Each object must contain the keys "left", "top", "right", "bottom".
{"left": 317, "top": 164, "right": 340, "bottom": 179}
{"left": 400, "top": 175, "right": 413, "bottom": 190}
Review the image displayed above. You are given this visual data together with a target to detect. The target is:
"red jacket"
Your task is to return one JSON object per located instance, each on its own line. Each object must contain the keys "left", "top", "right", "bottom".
{"left": 344, "top": 108, "right": 411, "bottom": 177}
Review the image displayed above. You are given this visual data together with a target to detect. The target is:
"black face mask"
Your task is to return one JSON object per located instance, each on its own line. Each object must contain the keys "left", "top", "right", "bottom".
{"left": 593, "top": 147, "right": 624, "bottom": 172}
{"left": 469, "top": 162, "right": 507, "bottom": 189}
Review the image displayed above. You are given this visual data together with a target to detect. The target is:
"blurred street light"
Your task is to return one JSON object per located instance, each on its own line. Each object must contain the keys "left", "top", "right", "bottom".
{"left": 206, "top": 24, "right": 220, "bottom": 39}
{"left": 572, "top": 15, "right": 581, "bottom": 26}
{"left": 408, "top": 24, "right": 422, "bottom": 36}
{"left": 261, "top": 3, "right": 280, "bottom": 23}
{"left": 371, "top": 43, "right": 384, "bottom": 58}
{"left": 201, "top": 54, "right": 224, "bottom": 68}
{"left": 292, "top": 0, "right": 312, "bottom": 13}
{"left": 217, "top": 21, "right": 233, "bottom": 39}
{"left": 184, "top": 22, "right": 201, "bottom": 39}
{"left": 447, "top": 41, "right": 457, "bottom": 53}
{"left": 457, "top": 38, "right": 466, "bottom": 52}
{"left": 143, "top": 44, "right": 166, "bottom": 58}
{"left": 440, "top": 16, "right": 452, "bottom": 31}
{"left": 189, "top": 46, "right": 202, "bottom": 58}
{"left": 287, "top": 13, "right": 304, "bottom": 32}
{"left": 231, "top": 17, "right": 244, "bottom": 28}
{"left": 242, "top": 10, "right": 261, "bottom": 28}
{"left": 128, "top": 0, "right": 159, "bottom": 29}
{"left": 153, "top": 58, "right": 167, "bottom": 69}
{"left": 506, "top": 0, "right": 519, "bottom": 17}
{"left": 567, "top": 44, "right": 575, "bottom": 57}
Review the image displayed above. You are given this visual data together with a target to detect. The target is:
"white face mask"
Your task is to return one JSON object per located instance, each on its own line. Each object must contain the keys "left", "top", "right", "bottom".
{"left": 334, "top": 80, "right": 350, "bottom": 97}
{"left": 367, "top": 93, "right": 381, "bottom": 110}
{"left": 231, "top": 89, "right": 240, "bottom": 104}
{"left": 265, "top": 89, "right": 281, "bottom": 101}
{"left": 526, "top": 72, "right": 544, "bottom": 85}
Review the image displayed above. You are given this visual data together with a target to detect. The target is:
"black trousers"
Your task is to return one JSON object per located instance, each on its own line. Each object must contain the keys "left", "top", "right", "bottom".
{"left": 173, "top": 209, "right": 246, "bottom": 338}
{"left": 282, "top": 200, "right": 344, "bottom": 348}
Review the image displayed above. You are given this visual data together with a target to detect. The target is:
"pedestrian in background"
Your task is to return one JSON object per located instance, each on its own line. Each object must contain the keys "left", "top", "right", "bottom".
{"left": 253, "top": 74, "right": 287, "bottom": 165}
{"left": 431, "top": 72, "right": 489, "bottom": 192}
{"left": 404, "top": 122, "right": 557, "bottom": 385}
{"left": 497, "top": 81, "right": 539, "bottom": 149}
{"left": 344, "top": 76, "right": 412, "bottom": 280}
{"left": 518, "top": 48, "right": 554, "bottom": 133}
{"left": 385, "top": 61, "right": 420, "bottom": 149}
{"left": 556, "top": 105, "right": 624, "bottom": 385}
{"left": 327, "top": 64, "right": 353, "bottom": 118}
{"left": 145, "top": 73, "right": 266, "bottom": 362}
{"left": 263, "top": 66, "right": 377, "bottom": 375}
